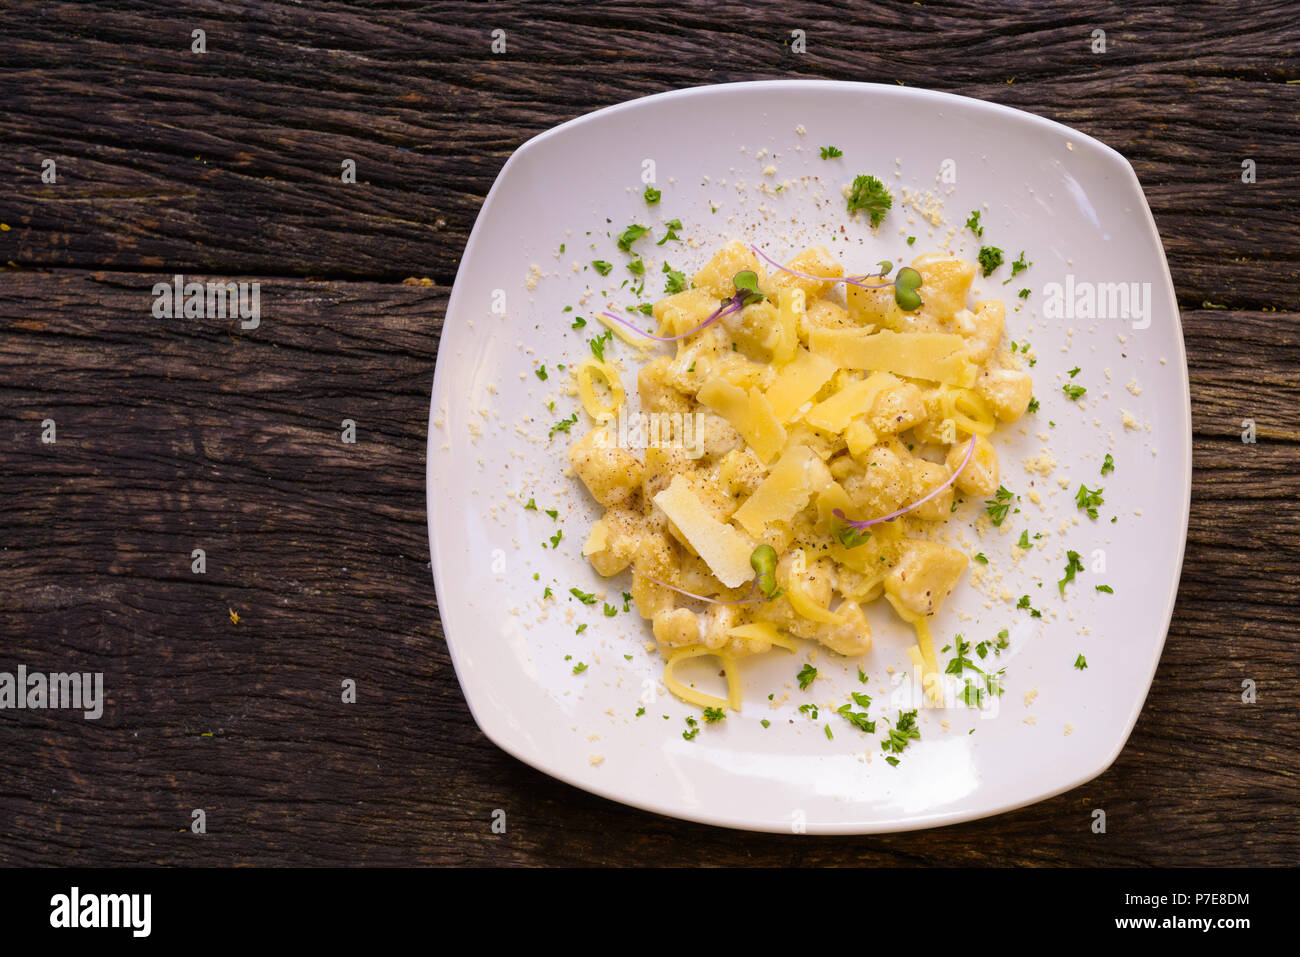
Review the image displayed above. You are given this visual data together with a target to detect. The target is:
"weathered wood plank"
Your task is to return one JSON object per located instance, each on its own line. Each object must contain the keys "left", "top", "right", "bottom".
{"left": 1, "top": 269, "right": 1295, "bottom": 864}
{"left": 1, "top": 1, "right": 1297, "bottom": 307}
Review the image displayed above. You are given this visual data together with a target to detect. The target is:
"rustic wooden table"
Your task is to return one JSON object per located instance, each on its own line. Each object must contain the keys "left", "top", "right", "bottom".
{"left": 2, "top": 1, "right": 1297, "bottom": 866}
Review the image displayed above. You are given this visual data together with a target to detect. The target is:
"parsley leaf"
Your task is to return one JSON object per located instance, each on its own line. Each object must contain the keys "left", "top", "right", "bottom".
{"left": 1058, "top": 550, "right": 1084, "bottom": 595}
{"left": 984, "top": 485, "right": 1015, "bottom": 526}
{"left": 591, "top": 260, "right": 612, "bottom": 276}
{"left": 616, "top": 224, "right": 650, "bottom": 252}
{"left": 548, "top": 412, "right": 578, "bottom": 438}
{"left": 1075, "top": 483, "right": 1104, "bottom": 520}
{"left": 977, "top": 245, "right": 1004, "bottom": 277}
{"left": 656, "top": 219, "right": 683, "bottom": 245}
{"left": 965, "top": 210, "right": 984, "bottom": 238}
{"left": 643, "top": 186, "right": 661, "bottom": 204}
{"left": 569, "top": 587, "right": 597, "bottom": 605}
{"left": 796, "top": 663, "right": 818, "bottom": 690}
{"left": 820, "top": 145, "right": 843, "bottom": 159}
{"left": 662, "top": 262, "right": 689, "bottom": 294}
{"left": 846, "top": 174, "right": 893, "bottom": 227}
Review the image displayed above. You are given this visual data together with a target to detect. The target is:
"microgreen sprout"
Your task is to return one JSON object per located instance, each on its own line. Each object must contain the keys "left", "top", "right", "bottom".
{"left": 599, "top": 270, "right": 764, "bottom": 344}
{"left": 834, "top": 435, "right": 976, "bottom": 533}
{"left": 750, "top": 544, "right": 783, "bottom": 599}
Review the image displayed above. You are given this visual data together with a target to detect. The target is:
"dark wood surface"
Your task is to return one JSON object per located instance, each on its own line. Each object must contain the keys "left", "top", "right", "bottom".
{"left": 1, "top": 1, "right": 1297, "bottom": 866}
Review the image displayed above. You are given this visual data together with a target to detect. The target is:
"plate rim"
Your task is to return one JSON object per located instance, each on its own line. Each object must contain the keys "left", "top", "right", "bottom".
{"left": 426, "top": 79, "right": 1192, "bottom": 834}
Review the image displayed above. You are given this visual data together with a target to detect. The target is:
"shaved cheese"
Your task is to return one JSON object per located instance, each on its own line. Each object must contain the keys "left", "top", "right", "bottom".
{"left": 733, "top": 445, "right": 818, "bottom": 536}
{"left": 764, "top": 347, "right": 836, "bottom": 422}
{"left": 804, "top": 371, "right": 898, "bottom": 433}
{"left": 844, "top": 418, "right": 878, "bottom": 458}
{"left": 697, "top": 377, "right": 786, "bottom": 463}
{"left": 653, "top": 476, "right": 756, "bottom": 588}
{"left": 581, "top": 519, "right": 609, "bottom": 556}
{"left": 809, "top": 329, "right": 976, "bottom": 387}
{"left": 770, "top": 288, "right": 803, "bottom": 364}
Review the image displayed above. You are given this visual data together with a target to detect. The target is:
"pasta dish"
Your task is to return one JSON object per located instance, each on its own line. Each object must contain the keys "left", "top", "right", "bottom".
{"left": 566, "top": 241, "right": 1032, "bottom": 711}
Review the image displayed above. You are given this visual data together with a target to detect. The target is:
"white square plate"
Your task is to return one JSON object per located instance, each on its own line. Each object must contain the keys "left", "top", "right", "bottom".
{"left": 427, "top": 80, "right": 1190, "bottom": 833}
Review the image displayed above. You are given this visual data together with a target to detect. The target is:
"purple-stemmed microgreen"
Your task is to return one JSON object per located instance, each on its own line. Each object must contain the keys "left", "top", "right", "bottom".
{"left": 748, "top": 245, "right": 924, "bottom": 312}
{"left": 599, "top": 270, "right": 765, "bottom": 343}
{"left": 635, "top": 544, "right": 783, "bottom": 606}
{"left": 833, "top": 435, "right": 977, "bottom": 533}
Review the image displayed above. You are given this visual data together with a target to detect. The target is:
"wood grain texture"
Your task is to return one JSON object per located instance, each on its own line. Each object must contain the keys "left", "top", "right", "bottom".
{"left": 1, "top": 0, "right": 1298, "bottom": 866}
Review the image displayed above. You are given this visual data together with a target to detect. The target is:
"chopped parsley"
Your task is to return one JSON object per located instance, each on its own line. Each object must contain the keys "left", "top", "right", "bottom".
{"left": 1062, "top": 383, "right": 1087, "bottom": 401}
{"left": 622, "top": 591, "right": 632, "bottom": 612}
{"left": 616, "top": 223, "right": 650, "bottom": 251}
{"left": 548, "top": 529, "right": 562, "bottom": 549}
{"left": 643, "top": 185, "right": 661, "bottom": 204}
{"left": 760, "top": 719, "right": 771, "bottom": 728}
{"left": 1074, "top": 654, "right": 1088, "bottom": 670}
{"left": 984, "top": 485, "right": 1015, "bottom": 526}
{"left": 906, "top": 235, "right": 916, "bottom": 245}
{"left": 1058, "top": 550, "right": 1084, "bottom": 595}
{"left": 542, "top": 586, "right": 552, "bottom": 599}
{"left": 1101, "top": 453, "right": 1115, "bottom": 475}
{"left": 544, "top": 508, "right": 558, "bottom": 519}
{"left": 572, "top": 661, "right": 587, "bottom": 674}
{"left": 974, "top": 552, "right": 989, "bottom": 564}
{"left": 627, "top": 256, "right": 645, "bottom": 276}
{"left": 1017, "top": 530, "right": 1033, "bottom": 550}
{"left": 569, "top": 587, "right": 597, "bottom": 605}
{"left": 662, "top": 262, "right": 689, "bottom": 294}
{"left": 1067, "top": 366, "right": 1081, "bottom": 378}
{"left": 523, "top": 497, "right": 537, "bottom": 510}
{"left": 977, "top": 245, "right": 1004, "bottom": 277}
{"left": 656, "top": 218, "right": 683, "bottom": 245}
{"left": 1017, "top": 594, "right": 1043, "bottom": 618}
{"left": 1027, "top": 396, "right": 1040, "bottom": 414}
{"left": 602, "top": 602, "right": 617, "bottom": 617}
{"left": 820, "top": 145, "right": 843, "bottom": 159}
{"left": 796, "top": 663, "right": 819, "bottom": 690}
{"left": 858, "top": 666, "right": 869, "bottom": 684}
{"left": 824, "top": 724, "right": 834, "bottom": 740}
{"left": 944, "top": 635, "right": 986, "bottom": 678}
{"left": 571, "top": 315, "right": 587, "bottom": 329}
{"left": 589, "top": 329, "right": 613, "bottom": 361}
{"left": 965, "top": 210, "right": 984, "bottom": 237}
{"left": 837, "top": 692, "right": 876, "bottom": 733}
{"left": 591, "top": 259, "right": 613, "bottom": 276}
{"left": 1018, "top": 288, "right": 1031, "bottom": 299}
{"left": 702, "top": 706, "right": 726, "bottom": 723}
{"left": 1075, "top": 483, "right": 1105, "bottom": 520}
{"left": 880, "top": 710, "right": 920, "bottom": 758}
{"left": 1007, "top": 250, "right": 1032, "bottom": 280}
{"left": 636, "top": 706, "right": 645, "bottom": 717}
{"left": 535, "top": 365, "right": 548, "bottom": 381}
{"left": 547, "top": 412, "right": 578, "bottom": 438}
{"left": 846, "top": 174, "right": 892, "bottom": 227}
{"left": 1095, "top": 584, "right": 1114, "bottom": 594}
